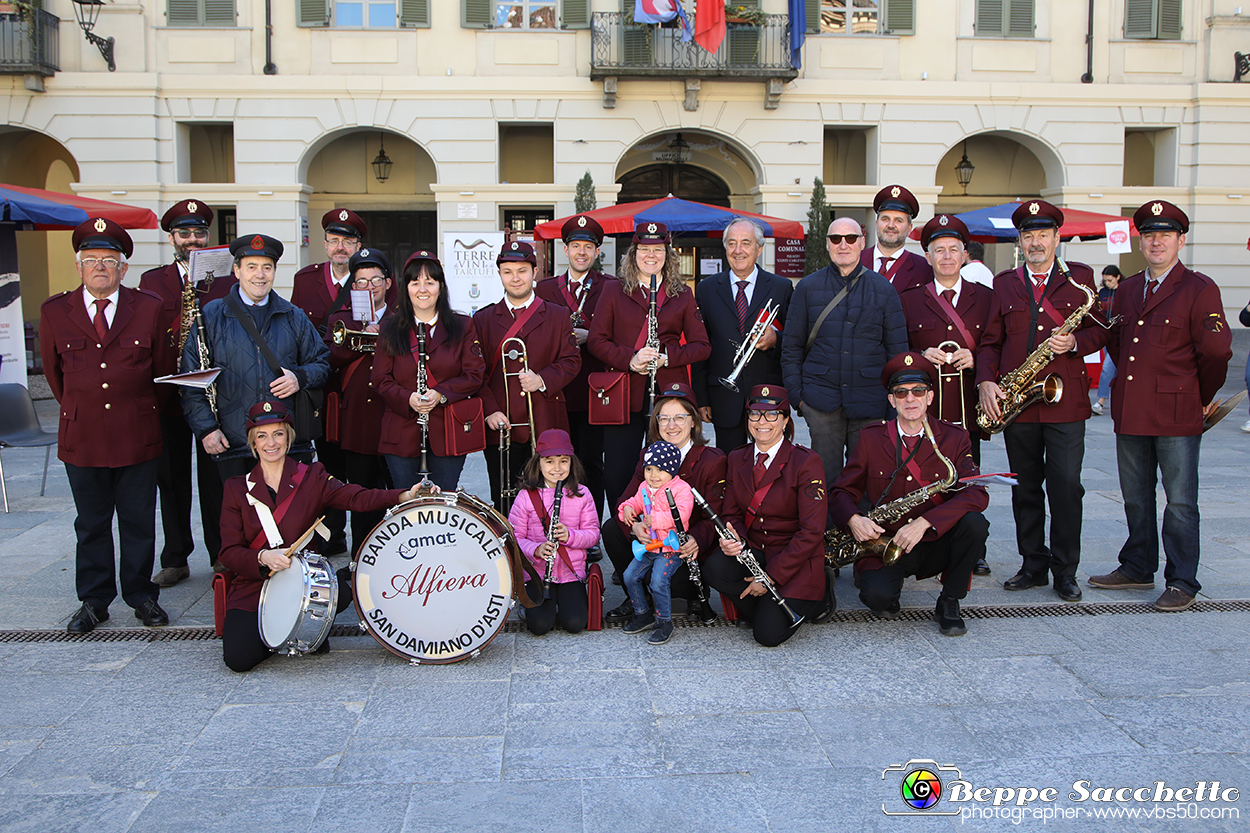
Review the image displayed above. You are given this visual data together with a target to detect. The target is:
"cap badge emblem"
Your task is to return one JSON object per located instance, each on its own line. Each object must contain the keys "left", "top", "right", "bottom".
{"left": 250, "top": 235, "right": 265, "bottom": 250}
{"left": 1151, "top": 203, "right": 1163, "bottom": 216}
{"left": 890, "top": 186, "right": 901, "bottom": 198}
{"left": 263, "top": 402, "right": 272, "bottom": 413}
{"left": 1029, "top": 203, "right": 1040, "bottom": 215}
{"left": 510, "top": 242, "right": 519, "bottom": 250}
{"left": 761, "top": 386, "right": 770, "bottom": 396}
{"left": 647, "top": 223, "right": 657, "bottom": 234}
{"left": 904, "top": 355, "right": 914, "bottom": 366}
{"left": 339, "top": 210, "right": 349, "bottom": 221}
{"left": 187, "top": 202, "right": 197, "bottom": 213}
{"left": 939, "top": 215, "right": 949, "bottom": 226}
{"left": 578, "top": 216, "right": 587, "bottom": 227}
{"left": 670, "top": 384, "right": 680, "bottom": 390}
{"left": 93, "top": 218, "right": 107, "bottom": 232}
{"left": 360, "top": 248, "right": 370, "bottom": 257}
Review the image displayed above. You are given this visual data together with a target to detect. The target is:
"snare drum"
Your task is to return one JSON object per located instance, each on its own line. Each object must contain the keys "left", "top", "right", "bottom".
{"left": 257, "top": 551, "right": 339, "bottom": 655}
{"left": 354, "top": 492, "right": 518, "bottom": 664}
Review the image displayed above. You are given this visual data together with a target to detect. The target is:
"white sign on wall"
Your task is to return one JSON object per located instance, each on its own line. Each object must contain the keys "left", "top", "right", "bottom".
{"left": 0, "top": 272, "right": 25, "bottom": 387}
{"left": 443, "top": 231, "right": 506, "bottom": 315}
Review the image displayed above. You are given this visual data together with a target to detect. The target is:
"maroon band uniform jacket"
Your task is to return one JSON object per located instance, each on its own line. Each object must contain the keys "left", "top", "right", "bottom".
{"left": 372, "top": 314, "right": 486, "bottom": 458}
{"left": 587, "top": 280, "right": 711, "bottom": 415}
{"left": 861, "top": 248, "right": 933, "bottom": 294}
{"left": 900, "top": 280, "right": 995, "bottom": 428}
{"left": 613, "top": 443, "right": 728, "bottom": 559}
{"left": 721, "top": 440, "right": 827, "bottom": 601}
{"left": 323, "top": 308, "right": 388, "bottom": 456}
{"left": 219, "top": 459, "right": 404, "bottom": 612}
{"left": 473, "top": 297, "right": 581, "bottom": 446}
{"left": 975, "top": 261, "right": 1099, "bottom": 424}
{"left": 40, "top": 286, "right": 172, "bottom": 468}
{"left": 535, "top": 269, "right": 609, "bottom": 411}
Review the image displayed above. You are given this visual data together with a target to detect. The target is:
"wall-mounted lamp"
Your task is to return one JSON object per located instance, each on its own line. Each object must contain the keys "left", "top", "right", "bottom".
{"left": 71, "top": 0, "right": 116, "bottom": 72}
{"left": 371, "top": 134, "right": 393, "bottom": 183}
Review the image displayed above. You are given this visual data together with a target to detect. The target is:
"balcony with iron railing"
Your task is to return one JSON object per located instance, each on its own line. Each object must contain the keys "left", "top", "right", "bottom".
{"left": 0, "top": 8, "right": 59, "bottom": 77}
{"left": 590, "top": 12, "right": 797, "bottom": 81}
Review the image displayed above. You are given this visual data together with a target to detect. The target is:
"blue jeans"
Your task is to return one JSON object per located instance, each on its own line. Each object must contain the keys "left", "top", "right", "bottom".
{"left": 624, "top": 549, "right": 682, "bottom": 621}
{"left": 384, "top": 452, "right": 466, "bottom": 493}
{"left": 1115, "top": 433, "right": 1202, "bottom": 596}
{"left": 1097, "top": 352, "right": 1116, "bottom": 401}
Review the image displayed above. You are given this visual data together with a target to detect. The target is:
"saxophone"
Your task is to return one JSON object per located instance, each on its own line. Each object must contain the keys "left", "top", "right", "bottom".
{"left": 174, "top": 273, "right": 197, "bottom": 362}
{"left": 975, "top": 258, "right": 1096, "bottom": 434}
{"left": 824, "top": 417, "right": 958, "bottom": 568}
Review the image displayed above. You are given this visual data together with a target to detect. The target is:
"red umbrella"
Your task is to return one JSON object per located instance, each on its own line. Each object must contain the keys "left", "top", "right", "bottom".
{"left": 909, "top": 201, "right": 1137, "bottom": 243}
{"left": 534, "top": 196, "right": 805, "bottom": 240}
{"left": 0, "top": 183, "right": 158, "bottom": 230}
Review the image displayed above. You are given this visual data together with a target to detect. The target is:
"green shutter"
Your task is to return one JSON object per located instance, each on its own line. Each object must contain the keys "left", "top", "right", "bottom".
{"left": 203, "top": 0, "right": 235, "bottom": 25}
{"left": 975, "top": 0, "right": 1003, "bottom": 35}
{"left": 463, "top": 0, "right": 491, "bottom": 28}
{"left": 297, "top": 0, "right": 330, "bottom": 27}
{"left": 1005, "top": 0, "right": 1034, "bottom": 36}
{"left": 805, "top": 0, "right": 819, "bottom": 35}
{"left": 400, "top": 0, "right": 430, "bottom": 27}
{"left": 1158, "top": 0, "right": 1182, "bottom": 39}
{"left": 562, "top": 0, "right": 590, "bottom": 29}
{"left": 882, "top": 0, "right": 914, "bottom": 35}
{"left": 1124, "top": 0, "right": 1156, "bottom": 38}
{"left": 168, "top": 0, "right": 200, "bottom": 25}
{"left": 735, "top": 0, "right": 760, "bottom": 7}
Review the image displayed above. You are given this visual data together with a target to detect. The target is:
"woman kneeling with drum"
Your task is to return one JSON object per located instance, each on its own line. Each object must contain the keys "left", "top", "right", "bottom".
{"left": 703, "top": 385, "right": 836, "bottom": 647}
{"left": 219, "top": 401, "right": 419, "bottom": 672}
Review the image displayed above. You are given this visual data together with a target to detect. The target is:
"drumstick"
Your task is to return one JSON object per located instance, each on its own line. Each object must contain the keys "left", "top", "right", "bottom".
{"left": 281, "top": 516, "right": 327, "bottom": 560}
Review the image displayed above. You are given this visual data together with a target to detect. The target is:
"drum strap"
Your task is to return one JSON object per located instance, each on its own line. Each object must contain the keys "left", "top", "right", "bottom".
{"left": 246, "top": 464, "right": 310, "bottom": 550}
{"left": 526, "top": 488, "right": 577, "bottom": 576}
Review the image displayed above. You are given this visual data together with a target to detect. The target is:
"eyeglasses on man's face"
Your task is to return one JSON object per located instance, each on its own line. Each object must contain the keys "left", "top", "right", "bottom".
{"left": 353, "top": 276, "right": 388, "bottom": 287}
{"left": 80, "top": 257, "right": 121, "bottom": 269}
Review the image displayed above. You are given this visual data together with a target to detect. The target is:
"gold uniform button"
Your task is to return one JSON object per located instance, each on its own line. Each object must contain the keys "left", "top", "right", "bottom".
{"left": 1133, "top": 338, "right": 1139, "bottom": 343}
{"left": 102, "top": 383, "right": 109, "bottom": 389}
{"left": 100, "top": 363, "right": 107, "bottom": 369}
{"left": 1138, "top": 320, "right": 1145, "bottom": 326}
{"left": 1127, "top": 375, "right": 1133, "bottom": 381}
{"left": 906, "top": 476, "right": 913, "bottom": 482}
{"left": 1129, "top": 356, "right": 1135, "bottom": 362}
{"left": 104, "top": 403, "right": 111, "bottom": 410}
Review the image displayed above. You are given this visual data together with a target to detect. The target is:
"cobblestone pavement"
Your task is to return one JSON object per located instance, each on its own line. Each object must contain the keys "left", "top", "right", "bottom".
{"left": 1, "top": 359, "right": 1248, "bottom": 832}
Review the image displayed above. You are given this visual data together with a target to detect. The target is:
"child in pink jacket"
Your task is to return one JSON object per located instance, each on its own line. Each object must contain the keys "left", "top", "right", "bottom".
{"left": 509, "top": 429, "right": 600, "bottom": 635}
{"left": 617, "top": 441, "right": 693, "bottom": 645}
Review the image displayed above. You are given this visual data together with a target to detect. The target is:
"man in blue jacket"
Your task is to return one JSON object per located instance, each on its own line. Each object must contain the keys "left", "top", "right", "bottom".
{"left": 781, "top": 217, "right": 908, "bottom": 487}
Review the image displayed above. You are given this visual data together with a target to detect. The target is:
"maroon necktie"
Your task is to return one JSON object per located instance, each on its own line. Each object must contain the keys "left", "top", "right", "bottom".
{"left": 941, "top": 289, "right": 955, "bottom": 306}
{"left": 878, "top": 256, "right": 894, "bottom": 276}
{"left": 1146, "top": 279, "right": 1158, "bottom": 303}
{"left": 569, "top": 280, "right": 582, "bottom": 304}
{"left": 735, "top": 280, "right": 749, "bottom": 331}
{"left": 753, "top": 451, "right": 768, "bottom": 487}
{"left": 93, "top": 299, "right": 110, "bottom": 342}
{"left": 1031, "top": 274, "right": 1047, "bottom": 304}
{"left": 902, "top": 434, "right": 920, "bottom": 456}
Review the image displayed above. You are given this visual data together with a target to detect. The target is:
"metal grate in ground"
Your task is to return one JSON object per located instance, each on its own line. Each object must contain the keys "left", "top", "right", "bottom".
{"left": 4, "top": 599, "right": 1248, "bottom": 644}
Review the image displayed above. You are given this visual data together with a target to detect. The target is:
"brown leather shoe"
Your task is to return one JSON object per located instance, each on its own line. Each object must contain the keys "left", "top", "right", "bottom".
{"left": 1087, "top": 569, "right": 1154, "bottom": 590}
{"left": 1154, "top": 587, "right": 1195, "bottom": 612}
{"left": 153, "top": 566, "right": 190, "bottom": 588}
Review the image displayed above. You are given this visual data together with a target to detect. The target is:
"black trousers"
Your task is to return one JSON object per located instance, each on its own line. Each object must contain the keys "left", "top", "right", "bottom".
{"left": 523, "top": 580, "right": 589, "bottom": 635}
{"left": 1002, "top": 421, "right": 1085, "bottom": 578}
{"left": 858, "top": 512, "right": 988, "bottom": 612}
{"left": 703, "top": 550, "right": 820, "bottom": 647}
{"left": 484, "top": 439, "right": 533, "bottom": 514}
{"left": 157, "top": 414, "right": 223, "bottom": 568}
{"left": 600, "top": 517, "right": 701, "bottom": 601}
{"left": 315, "top": 437, "right": 347, "bottom": 547}
{"left": 196, "top": 440, "right": 224, "bottom": 563}
{"left": 64, "top": 458, "right": 159, "bottom": 610}
{"left": 343, "top": 450, "right": 391, "bottom": 554}
{"left": 602, "top": 410, "right": 650, "bottom": 508}
{"left": 712, "top": 418, "right": 749, "bottom": 455}
{"left": 222, "top": 568, "right": 353, "bottom": 673}
{"left": 566, "top": 411, "right": 605, "bottom": 520}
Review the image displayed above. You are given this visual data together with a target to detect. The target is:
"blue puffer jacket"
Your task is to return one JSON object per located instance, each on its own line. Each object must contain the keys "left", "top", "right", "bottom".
{"left": 181, "top": 286, "right": 330, "bottom": 461}
{"left": 780, "top": 263, "right": 908, "bottom": 419}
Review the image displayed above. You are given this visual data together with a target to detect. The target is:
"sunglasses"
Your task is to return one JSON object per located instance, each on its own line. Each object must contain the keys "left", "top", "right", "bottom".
{"left": 890, "top": 386, "right": 931, "bottom": 399}
{"left": 827, "top": 234, "right": 861, "bottom": 245}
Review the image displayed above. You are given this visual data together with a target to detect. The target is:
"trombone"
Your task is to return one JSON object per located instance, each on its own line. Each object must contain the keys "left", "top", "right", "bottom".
{"left": 719, "top": 299, "right": 779, "bottom": 393}
{"left": 935, "top": 340, "right": 967, "bottom": 430}
{"left": 498, "top": 337, "right": 536, "bottom": 508}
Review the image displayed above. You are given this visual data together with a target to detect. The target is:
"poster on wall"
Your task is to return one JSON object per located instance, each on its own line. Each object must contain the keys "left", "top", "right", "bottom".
{"left": 0, "top": 270, "right": 24, "bottom": 387}
{"left": 774, "top": 238, "right": 806, "bottom": 279}
{"left": 443, "top": 231, "right": 506, "bottom": 316}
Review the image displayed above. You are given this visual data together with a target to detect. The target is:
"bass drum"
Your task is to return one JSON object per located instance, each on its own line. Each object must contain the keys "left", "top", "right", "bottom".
{"left": 353, "top": 492, "right": 518, "bottom": 664}
{"left": 257, "top": 551, "right": 338, "bottom": 655}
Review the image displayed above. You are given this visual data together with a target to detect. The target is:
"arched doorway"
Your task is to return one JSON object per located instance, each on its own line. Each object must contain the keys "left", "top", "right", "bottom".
{"left": 304, "top": 130, "right": 438, "bottom": 271}
{"left": 617, "top": 164, "right": 731, "bottom": 207}
{"left": 0, "top": 128, "right": 80, "bottom": 323}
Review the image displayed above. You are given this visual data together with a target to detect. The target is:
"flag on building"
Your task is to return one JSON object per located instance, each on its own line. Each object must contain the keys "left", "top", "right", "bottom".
{"left": 789, "top": 0, "right": 806, "bottom": 68}
{"left": 695, "top": 0, "right": 726, "bottom": 53}
{"left": 634, "top": 0, "right": 692, "bottom": 41}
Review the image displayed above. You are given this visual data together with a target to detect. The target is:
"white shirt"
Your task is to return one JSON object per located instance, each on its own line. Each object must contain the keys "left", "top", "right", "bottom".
{"left": 872, "top": 244, "right": 905, "bottom": 272}
{"left": 932, "top": 276, "right": 964, "bottom": 308}
{"left": 728, "top": 266, "right": 759, "bottom": 304}
{"left": 751, "top": 439, "right": 782, "bottom": 470}
{"left": 960, "top": 260, "right": 994, "bottom": 287}
{"left": 83, "top": 286, "right": 119, "bottom": 329}
{"left": 677, "top": 439, "right": 693, "bottom": 465}
{"left": 414, "top": 311, "right": 438, "bottom": 338}
{"left": 506, "top": 294, "right": 535, "bottom": 313}
{"left": 896, "top": 420, "right": 926, "bottom": 445}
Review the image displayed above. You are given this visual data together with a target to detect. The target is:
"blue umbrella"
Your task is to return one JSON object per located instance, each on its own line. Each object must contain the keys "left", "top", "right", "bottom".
{"left": 0, "top": 185, "right": 89, "bottom": 228}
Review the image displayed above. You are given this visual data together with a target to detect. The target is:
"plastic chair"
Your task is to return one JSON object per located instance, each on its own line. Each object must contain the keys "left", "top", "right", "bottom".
{"left": 0, "top": 383, "right": 58, "bottom": 513}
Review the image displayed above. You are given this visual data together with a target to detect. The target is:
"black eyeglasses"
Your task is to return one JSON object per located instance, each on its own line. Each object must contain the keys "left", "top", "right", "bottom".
{"left": 827, "top": 234, "right": 861, "bottom": 245}
{"left": 890, "top": 386, "right": 931, "bottom": 399}
{"left": 746, "top": 410, "right": 783, "bottom": 422}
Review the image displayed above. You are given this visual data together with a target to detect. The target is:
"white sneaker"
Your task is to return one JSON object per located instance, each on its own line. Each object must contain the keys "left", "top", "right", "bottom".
{"left": 1091, "top": 401, "right": 1103, "bottom": 415}
{"left": 1240, "top": 419, "right": 1250, "bottom": 434}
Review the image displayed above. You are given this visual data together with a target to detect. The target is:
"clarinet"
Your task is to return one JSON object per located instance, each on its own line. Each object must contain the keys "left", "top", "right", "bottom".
{"left": 192, "top": 300, "right": 218, "bottom": 420}
{"left": 645, "top": 273, "right": 660, "bottom": 416}
{"left": 689, "top": 486, "right": 803, "bottom": 629}
{"left": 542, "top": 479, "right": 565, "bottom": 598}
{"left": 665, "top": 487, "right": 707, "bottom": 605}
{"left": 415, "top": 323, "right": 431, "bottom": 483}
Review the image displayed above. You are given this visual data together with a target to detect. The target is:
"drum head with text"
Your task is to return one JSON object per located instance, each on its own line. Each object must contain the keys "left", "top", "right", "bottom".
{"left": 354, "top": 497, "right": 514, "bottom": 664}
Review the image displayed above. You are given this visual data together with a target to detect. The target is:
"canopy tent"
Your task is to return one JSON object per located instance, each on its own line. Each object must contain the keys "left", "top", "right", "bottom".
{"left": 0, "top": 183, "right": 158, "bottom": 231}
{"left": 909, "top": 201, "right": 1138, "bottom": 244}
{"left": 534, "top": 196, "right": 805, "bottom": 240}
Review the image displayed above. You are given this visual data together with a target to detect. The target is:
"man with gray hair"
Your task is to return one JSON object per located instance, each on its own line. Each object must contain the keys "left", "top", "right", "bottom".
{"left": 693, "top": 218, "right": 793, "bottom": 451}
{"left": 782, "top": 217, "right": 908, "bottom": 486}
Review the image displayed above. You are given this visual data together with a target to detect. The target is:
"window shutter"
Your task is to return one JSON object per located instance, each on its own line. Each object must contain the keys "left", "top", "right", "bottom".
{"left": 1158, "top": 0, "right": 1182, "bottom": 39}
{"left": 805, "top": 0, "right": 819, "bottom": 35}
{"left": 399, "top": 0, "right": 430, "bottom": 27}
{"left": 882, "top": 0, "right": 914, "bottom": 35}
{"left": 975, "top": 0, "right": 1003, "bottom": 35}
{"left": 1124, "top": 0, "right": 1156, "bottom": 38}
{"left": 203, "top": 0, "right": 235, "bottom": 25}
{"left": 1005, "top": 0, "right": 1034, "bottom": 36}
{"left": 463, "top": 0, "right": 491, "bottom": 28}
{"left": 168, "top": 0, "right": 200, "bottom": 25}
{"left": 297, "top": 0, "right": 330, "bottom": 27}
{"left": 562, "top": 0, "right": 590, "bottom": 29}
